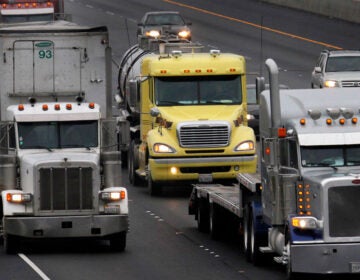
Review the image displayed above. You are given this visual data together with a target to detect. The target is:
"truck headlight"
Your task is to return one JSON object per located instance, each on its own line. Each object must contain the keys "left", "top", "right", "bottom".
{"left": 153, "top": 143, "right": 176, "bottom": 153}
{"left": 178, "top": 30, "right": 190, "bottom": 38}
{"left": 324, "top": 80, "right": 339, "bottom": 88}
{"left": 6, "top": 193, "right": 32, "bottom": 203}
{"left": 145, "top": 30, "right": 160, "bottom": 38}
{"left": 291, "top": 216, "right": 322, "bottom": 230}
{"left": 247, "top": 114, "right": 255, "bottom": 120}
{"left": 234, "top": 140, "right": 255, "bottom": 151}
{"left": 100, "top": 191, "right": 126, "bottom": 201}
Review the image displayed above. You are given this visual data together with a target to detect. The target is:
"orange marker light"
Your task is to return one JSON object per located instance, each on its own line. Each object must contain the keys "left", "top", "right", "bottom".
{"left": 18, "top": 104, "right": 24, "bottom": 111}
{"left": 66, "top": 104, "right": 72, "bottom": 110}
{"left": 89, "top": 102, "right": 95, "bottom": 109}
{"left": 54, "top": 104, "right": 60, "bottom": 110}
{"left": 42, "top": 104, "right": 48, "bottom": 111}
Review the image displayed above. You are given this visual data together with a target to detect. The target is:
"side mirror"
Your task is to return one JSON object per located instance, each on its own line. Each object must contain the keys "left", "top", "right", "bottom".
{"left": 314, "top": 66, "right": 322, "bottom": 73}
{"left": 150, "top": 107, "right": 160, "bottom": 117}
{"left": 129, "top": 79, "right": 140, "bottom": 108}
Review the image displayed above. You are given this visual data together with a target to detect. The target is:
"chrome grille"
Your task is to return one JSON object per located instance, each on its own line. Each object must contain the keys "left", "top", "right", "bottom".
{"left": 341, "top": 80, "right": 360, "bottom": 87}
{"left": 328, "top": 186, "right": 360, "bottom": 237}
{"left": 178, "top": 121, "right": 230, "bottom": 148}
{"left": 39, "top": 167, "right": 93, "bottom": 211}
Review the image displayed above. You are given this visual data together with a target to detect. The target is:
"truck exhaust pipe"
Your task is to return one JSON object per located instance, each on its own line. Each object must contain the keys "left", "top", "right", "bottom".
{"left": 265, "top": 58, "right": 281, "bottom": 137}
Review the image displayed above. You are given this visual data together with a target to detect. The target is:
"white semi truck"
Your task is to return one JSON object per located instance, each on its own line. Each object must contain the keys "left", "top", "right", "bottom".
{"left": 0, "top": 20, "right": 129, "bottom": 253}
{"left": 189, "top": 58, "right": 360, "bottom": 278}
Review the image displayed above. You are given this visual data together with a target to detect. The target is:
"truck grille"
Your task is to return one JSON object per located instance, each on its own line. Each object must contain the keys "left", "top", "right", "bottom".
{"left": 341, "top": 80, "right": 360, "bottom": 87}
{"left": 39, "top": 167, "right": 93, "bottom": 211}
{"left": 178, "top": 121, "right": 230, "bottom": 148}
{"left": 328, "top": 186, "right": 360, "bottom": 237}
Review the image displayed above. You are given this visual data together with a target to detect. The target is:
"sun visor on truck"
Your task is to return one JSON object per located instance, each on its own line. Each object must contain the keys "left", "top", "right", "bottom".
{"left": 298, "top": 133, "right": 360, "bottom": 146}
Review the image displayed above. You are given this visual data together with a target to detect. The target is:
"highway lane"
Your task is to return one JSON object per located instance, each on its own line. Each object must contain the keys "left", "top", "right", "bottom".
{"left": 0, "top": 0, "right": 360, "bottom": 279}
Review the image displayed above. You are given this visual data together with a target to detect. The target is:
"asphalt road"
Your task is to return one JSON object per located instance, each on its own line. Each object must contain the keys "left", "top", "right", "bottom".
{"left": 1, "top": 0, "right": 360, "bottom": 279}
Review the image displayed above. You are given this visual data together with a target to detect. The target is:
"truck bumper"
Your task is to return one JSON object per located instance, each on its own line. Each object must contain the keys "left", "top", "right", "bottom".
{"left": 4, "top": 215, "right": 129, "bottom": 238}
{"left": 149, "top": 155, "right": 257, "bottom": 182}
{"left": 291, "top": 242, "right": 360, "bottom": 274}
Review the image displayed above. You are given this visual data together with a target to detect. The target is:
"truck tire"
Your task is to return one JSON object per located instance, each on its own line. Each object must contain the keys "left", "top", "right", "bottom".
{"left": 209, "top": 203, "right": 222, "bottom": 240}
{"left": 243, "top": 205, "right": 252, "bottom": 261}
{"left": 4, "top": 234, "right": 18, "bottom": 254}
{"left": 109, "top": 232, "right": 126, "bottom": 252}
{"left": 197, "top": 199, "right": 210, "bottom": 233}
{"left": 249, "top": 209, "right": 266, "bottom": 266}
{"left": 148, "top": 172, "right": 162, "bottom": 196}
{"left": 128, "top": 140, "right": 141, "bottom": 186}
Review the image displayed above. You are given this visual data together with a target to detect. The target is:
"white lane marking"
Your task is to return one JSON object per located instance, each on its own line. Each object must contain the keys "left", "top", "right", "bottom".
{"left": 18, "top": 253, "right": 51, "bottom": 280}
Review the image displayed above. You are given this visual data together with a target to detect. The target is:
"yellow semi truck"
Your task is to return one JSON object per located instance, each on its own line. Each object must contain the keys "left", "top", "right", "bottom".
{"left": 117, "top": 38, "right": 257, "bottom": 195}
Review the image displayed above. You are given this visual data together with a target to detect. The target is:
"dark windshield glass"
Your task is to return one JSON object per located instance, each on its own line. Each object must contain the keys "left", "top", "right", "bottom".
{"left": 326, "top": 56, "right": 360, "bottom": 72}
{"left": 155, "top": 75, "right": 242, "bottom": 106}
{"left": 18, "top": 120, "right": 98, "bottom": 149}
{"left": 301, "top": 145, "right": 360, "bottom": 167}
{"left": 145, "top": 14, "right": 185, "bottom": 25}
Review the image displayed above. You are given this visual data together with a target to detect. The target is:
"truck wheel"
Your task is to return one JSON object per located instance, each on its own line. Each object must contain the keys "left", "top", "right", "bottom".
{"left": 249, "top": 209, "right": 265, "bottom": 266}
{"left": 4, "top": 234, "right": 18, "bottom": 254}
{"left": 197, "top": 199, "right": 210, "bottom": 233}
{"left": 128, "top": 141, "right": 141, "bottom": 186}
{"left": 109, "top": 232, "right": 126, "bottom": 252}
{"left": 148, "top": 173, "right": 162, "bottom": 196}
{"left": 209, "top": 203, "right": 222, "bottom": 240}
{"left": 243, "top": 205, "right": 252, "bottom": 261}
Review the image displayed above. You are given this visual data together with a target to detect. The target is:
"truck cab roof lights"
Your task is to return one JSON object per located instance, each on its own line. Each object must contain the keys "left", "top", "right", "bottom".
{"left": 18, "top": 104, "right": 24, "bottom": 111}
{"left": 300, "top": 118, "right": 306, "bottom": 125}
{"left": 42, "top": 104, "right": 48, "bottom": 111}
{"left": 339, "top": 118, "right": 346, "bottom": 125}
{"left": 326, "top": 118, "right": 332, "bottom": 125}
{"left": 54, "top": 104, "right": 60, "bottom": 110}
{"left": 89, "top": 102, "right": 95, "bottom": 109}
{"left": 326, "top": 108, "right": 340, "bottom": 119}
{"left": 308, "top": 109, "right": 321, "bottom": 120}
{"left": 66, "top": 104, "right": 72, "bottom": 110}
{"left": 352, "top": 117, "right": 358, "bottom": 124}
{"left": 210, "top": 49, "right": 220, "bottom": 57}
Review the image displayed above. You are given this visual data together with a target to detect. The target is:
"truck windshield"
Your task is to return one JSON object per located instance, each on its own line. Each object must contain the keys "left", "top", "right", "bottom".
{"left": 301, "top": 145, "right": 360, "bottom": 167}
{"left": 18, "top": 120, "right": 98, "bottom": 149}
{"left": 154, "top": 75, "right": 242, "bottom": 106}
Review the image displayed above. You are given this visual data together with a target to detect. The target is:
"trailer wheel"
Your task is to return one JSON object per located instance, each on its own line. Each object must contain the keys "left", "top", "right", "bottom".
{"left": 128, "top": 140, "right": 141, "bottom": 186}
{"left": 249, "top": 209, "right": 265, "bottom": 266}
{"left": 243, "top": 205, "right": 252, "bottom": 261}
{"left": 4, "top": 234, "right": 18, "bottom": 254}
{"left": 148, "top": 172, "right": 162, "bottom": 196}
{"left": 109, "top": 232, "right": 126, "bottom": 252}
{"left": 209, "top": 203, "right": 222, "bottom": 240}
{"left": 197, "top": 199, "right": 210, "bottom": 233}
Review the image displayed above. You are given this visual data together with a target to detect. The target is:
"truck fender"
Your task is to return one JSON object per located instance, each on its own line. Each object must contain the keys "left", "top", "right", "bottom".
{"left": 250, "top": 201, "right": 269, "bottom": 235}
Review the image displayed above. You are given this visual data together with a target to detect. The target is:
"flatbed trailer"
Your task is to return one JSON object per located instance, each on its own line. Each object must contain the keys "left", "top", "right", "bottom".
{"left": 189, "top": 173, "right": 262, "bottom": 240}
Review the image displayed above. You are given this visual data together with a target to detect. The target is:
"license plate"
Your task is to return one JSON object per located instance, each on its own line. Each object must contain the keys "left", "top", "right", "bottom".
{"left": 104, "top": 205, "right": 120, "bottom": 214}
{"left": 351, "top": 262, "right": 360, "bottom": 273}
{"left": 199, "top": 174, "right": 213, "bottom": 183}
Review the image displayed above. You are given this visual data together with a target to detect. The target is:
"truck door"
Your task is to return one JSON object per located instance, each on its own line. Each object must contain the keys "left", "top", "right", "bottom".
{"left": 12, "top": 40, "right": 83, "bottom": 96}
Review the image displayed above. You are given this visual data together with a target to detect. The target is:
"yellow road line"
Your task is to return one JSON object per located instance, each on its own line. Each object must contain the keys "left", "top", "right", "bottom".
{"left": 163, "top": 0, "right": 343, "bottom": 50}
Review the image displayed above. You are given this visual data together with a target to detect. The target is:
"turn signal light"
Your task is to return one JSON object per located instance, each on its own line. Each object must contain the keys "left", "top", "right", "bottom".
{"left": 6, "top": 193, "right": 32, "bottom": 203}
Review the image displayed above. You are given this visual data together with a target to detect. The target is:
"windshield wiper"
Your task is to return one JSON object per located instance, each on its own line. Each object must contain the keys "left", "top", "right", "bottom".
{"left": 28, "top": 145, "right": 53, "bottom": 152}
{"left": 61, "top": 144, "right": 91, "bottom": 150}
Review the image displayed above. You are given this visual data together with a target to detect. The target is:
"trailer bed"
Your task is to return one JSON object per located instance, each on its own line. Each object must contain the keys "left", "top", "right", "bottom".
{"left": 193, "top": 184, "right": 241, "bottom": 218}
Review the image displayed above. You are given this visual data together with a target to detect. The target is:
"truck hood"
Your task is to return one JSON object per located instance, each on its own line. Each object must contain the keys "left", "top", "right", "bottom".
{"left": 20, "top": 151, "right": 99, "bottom": 168}
{"left": 303, "top": 168, "right": 360, "bottom": 185}
{"left": 158, "top": 105, "right": 242, "bottom": 122}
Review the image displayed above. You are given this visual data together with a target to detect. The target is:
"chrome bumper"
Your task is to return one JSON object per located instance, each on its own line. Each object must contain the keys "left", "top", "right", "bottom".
{"left": 4, "top": 215, "right": 129, "bottom": 238}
